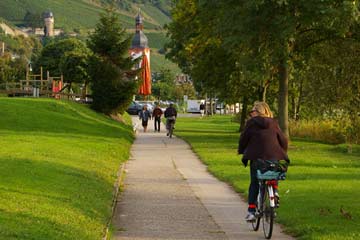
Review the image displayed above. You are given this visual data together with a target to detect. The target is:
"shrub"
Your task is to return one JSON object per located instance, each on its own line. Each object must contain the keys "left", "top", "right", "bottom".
{"left": 290, "top": 119, "right": 346, "bottom": 144}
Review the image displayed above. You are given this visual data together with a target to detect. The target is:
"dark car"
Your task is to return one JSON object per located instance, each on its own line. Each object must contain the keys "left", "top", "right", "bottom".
{"left": 126, "top": 101, "right": 143, "bottom": 115}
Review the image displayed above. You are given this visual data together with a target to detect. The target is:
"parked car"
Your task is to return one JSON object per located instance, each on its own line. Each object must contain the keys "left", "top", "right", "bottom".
{"left": 126, "top": 101, "right": 143, "bottom": 115}
{"left": 136, "top": 101, "right": 154, "bottom": 113}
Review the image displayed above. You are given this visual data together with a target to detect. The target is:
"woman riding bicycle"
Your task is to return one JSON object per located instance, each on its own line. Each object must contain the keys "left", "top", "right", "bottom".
{"left": 238, "top": 101, "right": 288, "bottom": 222}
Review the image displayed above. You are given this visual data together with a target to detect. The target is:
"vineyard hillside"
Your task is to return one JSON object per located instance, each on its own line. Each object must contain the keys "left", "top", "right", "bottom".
{"left": 0, "top": 0, "right": 179, "bottom": 73}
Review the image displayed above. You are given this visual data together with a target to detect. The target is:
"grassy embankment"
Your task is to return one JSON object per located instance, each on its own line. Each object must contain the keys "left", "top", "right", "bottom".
{"left": 0, "top": 98, "right": 133, "bottom": 240}
{"left": 175, "top": 115, "right": 360, "bottom": 240}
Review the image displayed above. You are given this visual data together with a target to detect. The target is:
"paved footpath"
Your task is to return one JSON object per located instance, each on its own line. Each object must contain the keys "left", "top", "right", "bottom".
{"left": 112, "top": 117, "right": 294, "bottom": 240}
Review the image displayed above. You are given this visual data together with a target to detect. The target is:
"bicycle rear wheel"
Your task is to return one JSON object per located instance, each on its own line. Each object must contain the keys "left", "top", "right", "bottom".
{"left": 169, "top": 122, "right": 174, "bottom": 138}
{"left": 251, "top": 185, "right": 264, "bottom": 231}
{"left": 262, "top": 186, "right": 274, "bottom": 239}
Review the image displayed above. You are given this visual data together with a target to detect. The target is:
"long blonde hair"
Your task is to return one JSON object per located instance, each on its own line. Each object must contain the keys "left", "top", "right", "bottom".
{"left": 253, "top": 101, "right": 273, "bottom": 118}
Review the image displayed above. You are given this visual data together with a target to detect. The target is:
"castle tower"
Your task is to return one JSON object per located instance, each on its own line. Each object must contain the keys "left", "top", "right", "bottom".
{"left": 43, "top": 11, "right": 54, "bottom": 37}
{"left": 130, "top": 11, "right": 151, "bottom": 95}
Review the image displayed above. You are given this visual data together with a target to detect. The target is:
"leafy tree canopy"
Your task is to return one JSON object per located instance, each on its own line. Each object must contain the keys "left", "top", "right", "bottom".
{"left": 35, "top": 38, "right": 90, "bottom": 79}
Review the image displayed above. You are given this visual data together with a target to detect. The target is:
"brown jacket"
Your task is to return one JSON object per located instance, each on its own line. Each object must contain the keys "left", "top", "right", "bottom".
{"left": 153, "top": 107, "right": 163, "bottom": 118}
{"left": 238, "top": 116, "right": 288, "bottom": 163}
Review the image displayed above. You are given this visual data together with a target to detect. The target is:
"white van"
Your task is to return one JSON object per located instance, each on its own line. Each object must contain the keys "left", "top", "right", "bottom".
{"left": 187, "top": 99, "right": 205, "bottom": 113}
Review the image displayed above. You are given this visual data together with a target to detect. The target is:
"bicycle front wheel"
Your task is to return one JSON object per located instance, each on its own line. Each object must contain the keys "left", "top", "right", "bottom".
{"left": 262, "top": 186, "right": 274, "bottom": 239}
{"left": 251, "top": 213, "right": 261, "bottom": 231}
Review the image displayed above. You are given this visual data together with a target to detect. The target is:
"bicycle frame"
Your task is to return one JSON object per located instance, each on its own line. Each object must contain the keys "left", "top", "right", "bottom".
{"left": 266, "top": 180, "right": 277, "bottom": 208}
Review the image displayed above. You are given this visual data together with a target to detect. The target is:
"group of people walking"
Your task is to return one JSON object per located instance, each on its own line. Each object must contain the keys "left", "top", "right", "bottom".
{"left": 138, "top": 103, "right": 177, "bottom": 134}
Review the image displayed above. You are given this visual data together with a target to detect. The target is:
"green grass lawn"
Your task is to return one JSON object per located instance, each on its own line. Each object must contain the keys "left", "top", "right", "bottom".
{"left": 175, "top": 115, "right": 360, "bottom": 240}
{"left": 0, "top": 98, "right": 133, "bottom": 240}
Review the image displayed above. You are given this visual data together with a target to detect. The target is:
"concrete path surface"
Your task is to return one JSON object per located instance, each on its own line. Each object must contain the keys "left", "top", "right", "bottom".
{"left": 112, "top": 117, "right": 294, "bottom": 240}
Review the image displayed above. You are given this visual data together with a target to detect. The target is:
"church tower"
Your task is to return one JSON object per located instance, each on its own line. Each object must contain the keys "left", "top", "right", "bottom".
{"left": 130, "top": 11, "right": 151, "bottom": 95}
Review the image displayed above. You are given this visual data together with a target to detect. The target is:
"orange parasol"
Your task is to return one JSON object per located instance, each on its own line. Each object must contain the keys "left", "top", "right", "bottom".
{"left": 138, "top": 54, "right": 151, "bottom": 95}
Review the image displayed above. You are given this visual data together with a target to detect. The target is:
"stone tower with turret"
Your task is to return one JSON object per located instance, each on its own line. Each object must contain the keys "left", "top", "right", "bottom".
{"left": 43, "top": 11, "right": 54, "bottom": 37}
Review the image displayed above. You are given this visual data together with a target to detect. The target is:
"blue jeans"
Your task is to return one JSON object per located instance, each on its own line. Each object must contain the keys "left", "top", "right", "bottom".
{"left": 248, "top": 161, "right": 259, "bottom": 212}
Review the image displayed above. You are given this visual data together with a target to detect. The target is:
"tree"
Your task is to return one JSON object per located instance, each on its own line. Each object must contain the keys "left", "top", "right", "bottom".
{"left": 34, "top": 37, "right": 91, "bottom": 96}
{"left": 59, "top": 48, "right": 92, "bottom": 93}
{"left": 174, "top": 82, "right": 196, "bottom": 102}
{"left": 166, "top": 0, "right": 266, "bottom": 127}
{"left": 0, "top": 32, "right": 40, "bottom": 85}
{"left": 165, "top": 1, "right": 235, "bottom": 103}
{"left": 165, "top": 0, "right": 200, "bottom": 75}
{"left": 167, "top": 0, "right": 359, "bottom": 137}
{"left": 152, "top": 68, "right": 175, "bottom": 101}
{"left": 0, "top": 54, "right": 27, "bottom": 85}
{"left": 217, "top": 0, "right": 359, "bottom": 137}
{"left": 294, "top": 38, "right": 360, "bottom": 146}
{"left": 35, "top": 38, "right": 90, "bottom": 77}
{"left": 0, "top": 54, "right": 14, "bottom": 84}
{"left": 87, "top": 7, "right": 138, "bottom": 114}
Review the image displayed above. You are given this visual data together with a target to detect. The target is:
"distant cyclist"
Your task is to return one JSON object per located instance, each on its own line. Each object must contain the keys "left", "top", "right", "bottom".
{"left": 238, "top": 101, "right": 289, "bottom": 222}
{"left": 164, "top": 103, "right": 177, "bottom": 136}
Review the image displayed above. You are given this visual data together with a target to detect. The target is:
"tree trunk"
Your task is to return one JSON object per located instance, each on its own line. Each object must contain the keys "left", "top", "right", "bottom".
{"left": 259, "top": 78, "right": 270, "bottom": 102}
{"left": 262, "top": 83, "right": 269, "bottom": 102}
{"left": 240, "top": 96, "right": 248, "bottom": 132}
{"left": 296, "top": 78, "right": 303, "bottom": 120}
{"left": 278, "top": 57, "right": 289, "bottom": 138}
{"left": 291, "top": 86, "right": 297, "bottom": 120}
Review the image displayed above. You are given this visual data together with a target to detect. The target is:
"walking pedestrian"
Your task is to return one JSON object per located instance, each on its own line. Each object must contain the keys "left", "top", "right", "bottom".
{"left": 138, "top": 105, "right": 152, "bottom": 132}
{"left": 152, "top": 104, "right": 163, "bottom": 132}
{"left": 199, "top": 102, "right": 205, "bottom": 117}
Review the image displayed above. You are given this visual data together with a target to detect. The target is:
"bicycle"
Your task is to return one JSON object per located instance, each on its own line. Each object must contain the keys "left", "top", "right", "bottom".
{"left": 166, "top": 116, "right": 176, "bottom": 138}
{"left": 251, "top": 159, "right": 288, "bottom": 239}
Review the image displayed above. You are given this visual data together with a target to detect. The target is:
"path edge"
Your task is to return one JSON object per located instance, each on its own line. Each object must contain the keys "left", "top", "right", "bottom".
{"left": 102, "top": 162, "right": 126, "bottom": 240}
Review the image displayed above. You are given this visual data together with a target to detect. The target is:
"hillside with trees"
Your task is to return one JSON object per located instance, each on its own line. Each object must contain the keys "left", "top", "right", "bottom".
{"left": 0, "top": 0, "right": 179, "bottom": 73}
